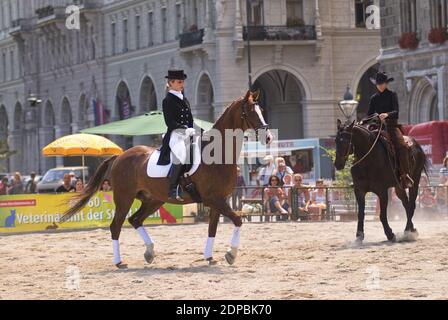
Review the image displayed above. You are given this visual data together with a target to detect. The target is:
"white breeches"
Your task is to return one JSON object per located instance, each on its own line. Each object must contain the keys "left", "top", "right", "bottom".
{"left": 169, "top": 131, "right": 191, "bottom": 164}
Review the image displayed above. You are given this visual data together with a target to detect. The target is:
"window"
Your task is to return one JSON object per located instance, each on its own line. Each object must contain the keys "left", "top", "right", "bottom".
{"left": 148, "top": 11, "right": 154, "bottom": 46}
{"left": 400, "top": 0, "right": 417, "bottom": 33}
{"left": 161, "top": 8, "right": 167, "bottom": 43}
{"left": 355, "top": 0, "right": 374, "bottom": 28}
{"left": 135, "top": 15, "right": 141, "bottom": 49}
{"left": 286, "top": 0, "right": 304, "bottom": 23}
{"left": 123, "top": 19, "right": 128, "bottom": 52}
{"left": 430, "top": 0, "right": 448, "bottom": 28}
{"left": 111, "top": 22, "right": 116, "bottom": 55}
{"left": 175, "top": 4, "right": 181, "bottom": 39}
{"left": 247, "top": 0, "right": 264, "bottom": 26}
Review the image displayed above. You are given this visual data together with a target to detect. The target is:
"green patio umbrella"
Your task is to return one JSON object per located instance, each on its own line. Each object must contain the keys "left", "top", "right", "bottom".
{"left": 81, "top": 111, "right": 214, "bottom": 136}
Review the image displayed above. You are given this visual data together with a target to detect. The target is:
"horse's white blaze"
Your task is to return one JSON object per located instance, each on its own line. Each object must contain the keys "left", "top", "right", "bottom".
{"left": 137, "top": 226, "right": 154, "bottom": 245}
{"left": 204, "top": 237, "right": 215, "bottom": 259}
{"left": 112, "top": 240, "right": 121, "bottom": 265}
{"left": 254, "top": 104, "right": 267, "bottom": 126}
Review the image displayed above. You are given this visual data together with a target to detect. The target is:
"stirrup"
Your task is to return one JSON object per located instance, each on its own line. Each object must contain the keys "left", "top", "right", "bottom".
{"left": 170, "top": 184, "right": 184, "bottom": 202}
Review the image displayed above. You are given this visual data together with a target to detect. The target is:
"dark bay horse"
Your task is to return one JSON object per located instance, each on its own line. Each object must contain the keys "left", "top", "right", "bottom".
{"left": 334, "top": 118, "right": 428, "bottom": 243}
{"left": 62, "top": 90, "right": 273, "bottom": 268}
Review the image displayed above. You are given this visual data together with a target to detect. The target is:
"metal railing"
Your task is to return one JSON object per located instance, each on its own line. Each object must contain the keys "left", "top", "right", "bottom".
{"left": 243, "top": 25, "right": 317, "bottom": 41}
{"left": 179, "top": 29, "right": 204, "bottom": 48}
{"left": 195, "top": 185, "right": 448, "bottom": 223}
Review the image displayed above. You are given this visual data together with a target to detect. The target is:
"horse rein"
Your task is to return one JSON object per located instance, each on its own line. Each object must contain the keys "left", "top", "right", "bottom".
{"left": 341, "top": 119, "right": 384, "bottom": 168}
{"left": 241, "top": 100, "right": 269, "bottom": 132}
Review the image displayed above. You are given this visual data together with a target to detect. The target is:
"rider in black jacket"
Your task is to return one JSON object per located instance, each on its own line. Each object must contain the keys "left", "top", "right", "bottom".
{"left": 367, "top": 71, "right": 414, "bottom": 189}
{"left": 158, "top": 69, "right": 194, "bottom": 201}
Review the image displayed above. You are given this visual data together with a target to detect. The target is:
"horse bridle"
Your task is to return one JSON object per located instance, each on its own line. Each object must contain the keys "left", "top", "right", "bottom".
{"left": 241, "top": 100, "right": 269, "bottom": 132}
{"left": 338, "top": 120, "right": 384, "bottom": 168}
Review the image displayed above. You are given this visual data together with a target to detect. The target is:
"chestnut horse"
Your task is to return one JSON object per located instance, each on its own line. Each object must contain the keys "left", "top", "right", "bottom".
{"left": 62, "top": 90, "right": 273, "bottom": 268}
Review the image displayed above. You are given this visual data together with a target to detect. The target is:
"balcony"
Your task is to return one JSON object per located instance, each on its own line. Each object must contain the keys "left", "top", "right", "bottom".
{"left": 179, "top": 29, "right": 205, "bottom": 49}
{"left": 243, "top": 25, "right": 317, "bottom": 42}
{"left": 35, "top": 5, "right": 55, "bottom": 20}
{"left": 9, "top": 18, "right": 32, "bottom": 37}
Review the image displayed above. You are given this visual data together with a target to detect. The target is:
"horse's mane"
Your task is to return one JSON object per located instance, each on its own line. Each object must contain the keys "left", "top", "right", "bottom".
{"left": 211, "top": 97, "right": 244, "bottom": 129}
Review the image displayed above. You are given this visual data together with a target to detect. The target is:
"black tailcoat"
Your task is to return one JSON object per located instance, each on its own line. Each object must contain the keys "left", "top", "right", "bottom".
{"left": 157, "top": 92, "right": 194, "bottom": 165}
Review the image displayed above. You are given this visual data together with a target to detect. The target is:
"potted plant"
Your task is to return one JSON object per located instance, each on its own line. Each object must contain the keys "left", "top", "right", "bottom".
{"left": 398, "top": 32, "right": 419, "bottom": 50}
{"left": 428, "top": 27, "right": 447, "bottom": 45}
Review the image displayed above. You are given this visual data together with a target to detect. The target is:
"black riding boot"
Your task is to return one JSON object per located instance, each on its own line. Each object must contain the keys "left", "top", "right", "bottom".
{"left": 168, "top": 164, "right": 184, "bottom": 201}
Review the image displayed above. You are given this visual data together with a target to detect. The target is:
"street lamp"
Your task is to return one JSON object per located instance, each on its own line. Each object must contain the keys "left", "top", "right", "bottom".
{"left": 338, "top": 85, "right": 359, "bottom": 123}
{"left": 27, "top": 94, "right": 42, "bottom": 174}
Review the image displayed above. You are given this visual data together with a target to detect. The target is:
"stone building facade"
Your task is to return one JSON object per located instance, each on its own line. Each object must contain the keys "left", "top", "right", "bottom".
{"left": 0, "top": 0, "right": 381, "bottom": 175}
{"left": 379, "top": 0, "right": 447, "bottom": 124}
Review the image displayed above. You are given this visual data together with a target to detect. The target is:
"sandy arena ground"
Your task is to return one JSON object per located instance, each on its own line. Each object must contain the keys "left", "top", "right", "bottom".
{"left": 1, "top": 218, "right": 448, "bottom": 300}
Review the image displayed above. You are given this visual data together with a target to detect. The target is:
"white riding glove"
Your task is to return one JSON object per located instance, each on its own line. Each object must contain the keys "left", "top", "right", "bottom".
{"left": 185, "top": 128, "right": 196, "bottom": 137}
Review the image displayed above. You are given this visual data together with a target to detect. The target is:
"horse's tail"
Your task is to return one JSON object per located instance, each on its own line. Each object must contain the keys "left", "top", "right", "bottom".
{"left": 414, "top": 141, "right": 431, "bottom": 179}
{"left": 60, "top": 155, "right": 118, "bottom": 223}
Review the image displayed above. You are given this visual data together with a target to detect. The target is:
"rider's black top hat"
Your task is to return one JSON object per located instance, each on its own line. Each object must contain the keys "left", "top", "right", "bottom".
{"left": 370, "top": 71, "right": 394, "bottom": 85}
{"left": 165, "top": 69, "right": 187, "bottom": 80}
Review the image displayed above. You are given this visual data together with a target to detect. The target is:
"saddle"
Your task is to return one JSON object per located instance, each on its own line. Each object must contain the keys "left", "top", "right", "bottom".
{"left": 364, "top": 122, "right": 414, "bottom": 173}
{"left": 147, "top": 135, "right": 203, "bottom": 203}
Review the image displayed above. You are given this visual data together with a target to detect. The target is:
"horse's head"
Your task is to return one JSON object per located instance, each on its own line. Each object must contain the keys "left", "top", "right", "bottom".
{"left": 237, "top": 89, "right": 273, "bottom": 145}
{"left": 334, "top": 119, "right": 355, "bottom": 170}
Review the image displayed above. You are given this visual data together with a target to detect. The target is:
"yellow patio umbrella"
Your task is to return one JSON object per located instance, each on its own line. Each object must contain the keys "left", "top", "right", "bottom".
{"left": 42, "top": 133, "right": 123, "bottom": 182}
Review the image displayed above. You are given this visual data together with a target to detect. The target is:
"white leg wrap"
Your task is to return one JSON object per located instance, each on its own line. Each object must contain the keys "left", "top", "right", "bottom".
{"left": 204, "top": 237, "right": 215, "bottom": 259}
{"left": 231, "top": 226, "right": 241, "bottom": 248}
{"left": 112, "top": 240, "right": 121, "bottom": 265}
{"left": 137, "top": 226, "right": 154, "bottom": 245}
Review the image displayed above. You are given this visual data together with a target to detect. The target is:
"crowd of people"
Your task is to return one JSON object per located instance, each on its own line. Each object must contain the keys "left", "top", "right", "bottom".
{"left": 230, "top": 155, "right": 329, "bottom": 221}
{"left": 0, "top": 171, "right": 113, "bottom": 195}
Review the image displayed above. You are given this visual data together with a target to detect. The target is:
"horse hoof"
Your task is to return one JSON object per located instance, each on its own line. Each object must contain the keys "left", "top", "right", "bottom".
{"left": 225, "top": 248, "right": 238, "bottom": 265}
{"left": 115, "top": 262, "right": 128, "bottom": 269}
{"left": 355, "top": 237, "right": 363, "bottom": 245}
{"left": 206, "top": 257, "right": 218, "bottom": 266}
{"left": 388, "top": 234, "right": 396, "bottom": 243}
{"left": 144, "top": 243, "right": 155, "bottom": 264}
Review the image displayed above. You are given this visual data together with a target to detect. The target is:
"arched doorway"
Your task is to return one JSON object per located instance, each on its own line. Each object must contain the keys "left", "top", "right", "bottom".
{"left": 78, "top": 93, "right": 91, "bottom": 130}
{"left": 355, "top": 63, "right": 379, "bottom": 119}
{"left": 0, "top": 105, "right": 9, "bottom": 172}
{"left": 9, "top": 103, "right": 23, "bottom": 172}
{"left": 60, "top": 97, "right": 73, "bottom": 136}
{"left": 115, "top": 81, "right": 134, "bottom": 149}
{"left": 139, "top": 76, "right": 157, "bottom": 113}
{"left": 409, "top": 77, "right": 439, "bottom": 123}
{"left": 42, "top": 101, "right": 56, "bottom": 172}
{"left": 196, "top": 74, "right": 214, "bottom": 123}
{"left": 136, "top": 76, "right": 158, "bottom": 147}
{"left": 253, "top": 70, "right": 305, "bottom": 140}
{"left": 429, "top": 95, "right": 439, "bottom": 121}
